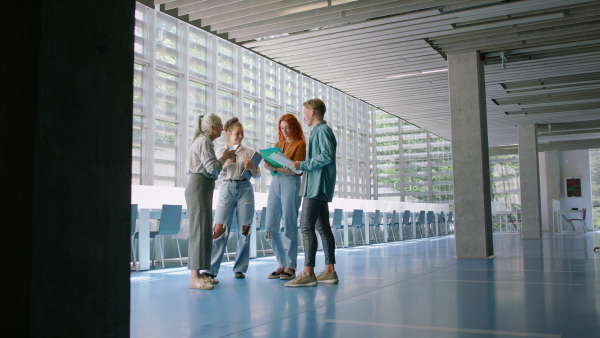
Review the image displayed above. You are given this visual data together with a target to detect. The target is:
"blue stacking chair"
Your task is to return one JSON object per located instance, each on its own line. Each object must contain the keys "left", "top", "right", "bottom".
{"left": 426, "top": 211, "right": 436, "bottom": 237}
{"left": 368, "top": 210, "right": 382, "bottom": 243}
{"left": 131, "top": 204, "right": 139, "bottom": 271}
{"left": 401, "top": 210, "right": 412, "bottom": 239}
{"left": 416, "top": 210, "right": 426, "bottom": 238}
{"left": 297, "top": 212, "right": 304, "bottom": 252}
{"left": 447, "top": 211, "right": 455, "bottom": 233}
{"left": 386, "top": 210, "right": 399, "bottom": 241}
{"left": 135, "top": 204, "right": 183, "bottom": 268}
{"left": 255, "top": 207, "right": 269, "bottom": 256}
{"left": 348, "top": 209, "right": 365, "bottom": 246}
{"left": 154, "top": 204, "right": 183, "bottom": 268}
{"left": 331, "top": 209, "right": 344, "bottom": 248}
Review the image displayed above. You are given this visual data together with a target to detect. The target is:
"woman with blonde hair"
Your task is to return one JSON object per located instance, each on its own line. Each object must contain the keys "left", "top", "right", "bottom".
{"left": 264, "top": 113, "right": 306, "bottom": 280}
{"left": 200, "top": 117, "right": 261, "bottom": 282}
{"left": 185, "top": 113, "right": 236, "bottom": 290}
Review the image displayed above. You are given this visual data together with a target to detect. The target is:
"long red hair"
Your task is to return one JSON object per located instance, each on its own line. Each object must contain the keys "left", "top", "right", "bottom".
{"left": 277, "top": 113, "right": 305, "bottom": 143}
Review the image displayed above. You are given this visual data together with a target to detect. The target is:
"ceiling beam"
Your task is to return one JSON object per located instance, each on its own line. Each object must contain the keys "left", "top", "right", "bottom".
{"left": 506, "top": 102, "right": 600, "bottom": 115}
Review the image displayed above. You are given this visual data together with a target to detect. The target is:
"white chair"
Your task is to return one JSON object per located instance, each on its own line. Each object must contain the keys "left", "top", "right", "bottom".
{"left": 566, "top": 208, "right": 587, "bottom": 233}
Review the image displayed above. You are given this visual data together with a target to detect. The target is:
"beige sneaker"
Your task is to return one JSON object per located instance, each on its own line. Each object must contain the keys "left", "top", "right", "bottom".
{"left": 316, "top": 271, "right": 339, "bottom": 284}
{"left": 190, "top": 276, "right": 214, "bottom": 290}
{"left": 284, "top": 272, "right": 318, "bottom": 287}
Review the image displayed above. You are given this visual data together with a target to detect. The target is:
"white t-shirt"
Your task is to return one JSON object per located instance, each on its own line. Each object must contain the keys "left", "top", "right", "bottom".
{"left": 216, "top": 144, "right": 261, "bottom": 181}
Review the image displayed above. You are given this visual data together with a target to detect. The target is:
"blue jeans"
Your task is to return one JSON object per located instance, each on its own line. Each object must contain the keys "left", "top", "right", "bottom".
{"left": 202, "top": 180, "right": 255, "bottom": 276}
{"left": 265, "top": 175, "right": 302, "bottom": 270}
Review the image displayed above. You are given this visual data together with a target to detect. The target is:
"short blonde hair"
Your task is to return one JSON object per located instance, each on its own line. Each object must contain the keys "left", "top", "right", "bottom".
{"left": 303, "top": 98, "right": 326, "bottom": 118}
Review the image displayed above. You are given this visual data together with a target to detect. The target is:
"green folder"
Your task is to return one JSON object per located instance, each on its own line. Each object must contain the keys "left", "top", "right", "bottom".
{"left": 259, "top": 147, "right": 283, "bottom": 176}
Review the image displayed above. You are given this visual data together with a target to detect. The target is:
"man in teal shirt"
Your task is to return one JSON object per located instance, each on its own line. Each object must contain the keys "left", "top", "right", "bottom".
{"left": 287, "top": 98, "right": 338, "bottom": 287}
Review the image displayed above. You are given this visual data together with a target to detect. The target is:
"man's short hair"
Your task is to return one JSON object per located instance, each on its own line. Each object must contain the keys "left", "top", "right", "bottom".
{"left": 303, "top": 98, "right": 326, "bottom": 118}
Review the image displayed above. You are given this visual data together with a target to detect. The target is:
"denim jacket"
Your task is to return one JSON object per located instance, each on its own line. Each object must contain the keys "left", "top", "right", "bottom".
{"left": 300, "top": 121, "right": 337, "bottom": 202}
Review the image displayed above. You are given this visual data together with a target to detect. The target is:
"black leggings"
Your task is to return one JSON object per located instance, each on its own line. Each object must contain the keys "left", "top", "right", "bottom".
{"left": 300, "top": 198, "right": 336, "bottom": 267}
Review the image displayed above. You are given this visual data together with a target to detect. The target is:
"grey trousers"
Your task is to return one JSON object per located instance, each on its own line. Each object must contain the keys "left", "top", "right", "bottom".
{"left": 185, "top": 173, "right": 215, "bottom": 270}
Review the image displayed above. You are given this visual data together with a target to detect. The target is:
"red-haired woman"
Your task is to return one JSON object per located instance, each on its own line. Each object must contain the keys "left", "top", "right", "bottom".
{"left": 264, "top": 114, "right": 306, "bottom": 280}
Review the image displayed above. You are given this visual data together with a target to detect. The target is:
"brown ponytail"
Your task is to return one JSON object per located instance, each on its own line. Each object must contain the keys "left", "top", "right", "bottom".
{"left": 224, "top": 117, "right": 242, "bottom": 132}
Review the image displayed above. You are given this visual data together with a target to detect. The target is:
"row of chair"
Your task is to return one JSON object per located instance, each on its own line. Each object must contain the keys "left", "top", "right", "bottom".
{"left": 132, "top": 204, "right": 270, "bottom": 269}
{"left": 131, "top": 204, "right": 456, "bottom": 269}
{"left": 329, "top": 209, "right": 455, "bottom": 246}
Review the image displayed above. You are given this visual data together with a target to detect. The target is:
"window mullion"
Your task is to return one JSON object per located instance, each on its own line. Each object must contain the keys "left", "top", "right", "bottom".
{"left": 144, "top": 6, "right": 157, "bottom": 186}
{"left": 352, "top": 103, "right": 359, "bottom": 199}
{"left": 399, "top": 122, "right": 405, "bottom": 201}
{"left": 210, "top": 35, "right": 218, "bottom": 120}
{"left": 278, "top": 65, "right": 285, "bottom": 116}
{"left": 179, "top": 22, "right": 190, "bottom": 188}
{"left": 236, "top": 46, "right": 244, "bottom": 126}
{"left": 259, "top": 57, "right": 267, "bottom": 193}
{"left": 341, "top": 96, "right": 347, "bottom": 198}
{"left": 427, "top": 131, "right": 433, "bottom": 202}
{"left": 370, "top": 107, "right": 377, "bottom": 200}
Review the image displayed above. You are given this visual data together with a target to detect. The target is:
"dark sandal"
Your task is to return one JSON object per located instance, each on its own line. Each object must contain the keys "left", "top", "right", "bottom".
{"left": 280, "top": 268, "right": 296, "bottom": 280}
{"left": 268, "top": 271, "right": 283, "bottom": 279}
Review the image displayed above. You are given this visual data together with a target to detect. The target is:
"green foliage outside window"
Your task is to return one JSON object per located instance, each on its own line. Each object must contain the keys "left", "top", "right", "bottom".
{"left": 590, "top": 149, "right": 600, "bottom": 229}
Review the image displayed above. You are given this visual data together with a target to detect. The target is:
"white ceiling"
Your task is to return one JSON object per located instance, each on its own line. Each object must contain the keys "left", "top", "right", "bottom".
{"left": 156, "top": 0, "right": 600, "bottom": 152}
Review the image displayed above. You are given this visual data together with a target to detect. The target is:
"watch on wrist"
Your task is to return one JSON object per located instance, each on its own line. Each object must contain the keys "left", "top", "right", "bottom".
{"left": 273, "top": 170, "right": 278, "bottom": 174}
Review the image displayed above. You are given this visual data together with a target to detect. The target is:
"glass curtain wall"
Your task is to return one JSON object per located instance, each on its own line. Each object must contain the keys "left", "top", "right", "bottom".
{"left": 370, "top": 109, "right": 521, "bottom": 215}
{"left": 591, "top": 149, "right": 600, "bottom": 229}
{"left": 372, "top": 110, "right": 526, "bottom": 212}
{"left": 371, "top": 110, "right": 454, "bottom": 204}
{"left": 489, "top": 156, "right": 521, "bottom": 207}
{"left": 489, "top": 155, "right": 521, "bottom": 229}
{"left": 132, "top": 3, "right": 370, "bottom": 198}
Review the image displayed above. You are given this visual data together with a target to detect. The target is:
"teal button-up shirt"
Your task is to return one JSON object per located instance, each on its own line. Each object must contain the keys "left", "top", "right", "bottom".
{"left": 300, "top": 121, "right": 337, "bottom": 202}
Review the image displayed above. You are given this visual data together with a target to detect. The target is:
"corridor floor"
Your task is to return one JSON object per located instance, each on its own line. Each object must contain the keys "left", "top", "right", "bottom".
{"left": 131, "top": 232, "right": 600, "bottom": 337}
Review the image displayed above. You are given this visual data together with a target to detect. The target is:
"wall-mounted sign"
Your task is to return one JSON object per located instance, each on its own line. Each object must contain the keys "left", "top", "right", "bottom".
{"left": 565, "top": 177, "right": 582, "bottom": 198}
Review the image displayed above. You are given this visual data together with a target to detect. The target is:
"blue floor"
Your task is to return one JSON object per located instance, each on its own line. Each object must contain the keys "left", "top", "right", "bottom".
{"left": 131, "top": 232, "right": 600, "bottom": 337}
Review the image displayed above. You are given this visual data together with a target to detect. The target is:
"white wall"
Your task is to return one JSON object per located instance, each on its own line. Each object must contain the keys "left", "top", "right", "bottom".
{"left": 559, "top": 150, "right": 594, "bottom": 230}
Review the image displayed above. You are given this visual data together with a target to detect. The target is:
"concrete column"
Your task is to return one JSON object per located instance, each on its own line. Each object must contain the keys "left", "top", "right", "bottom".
{"left": 518, "top": 124, "right": 543, "bottom": 238}
{"left": 448, "top": 51, "right": 494, "bottom": 259}
{"left": 3, "top": 1, "right": 134, "bottom": 335}
{"left": 545, "top": 150, "right": 560, "bottom": 231}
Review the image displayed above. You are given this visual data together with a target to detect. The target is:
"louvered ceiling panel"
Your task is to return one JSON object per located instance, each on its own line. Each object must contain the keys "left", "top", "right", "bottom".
{"left": 158, "top": 0, "right": 600, "bottom": 151}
